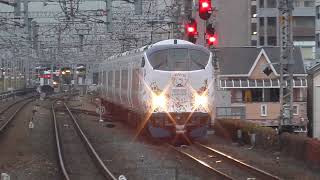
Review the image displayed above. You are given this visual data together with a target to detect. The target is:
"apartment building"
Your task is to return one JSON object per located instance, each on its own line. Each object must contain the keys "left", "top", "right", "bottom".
{"left": 216, "top": 0, "right": 315, "bottom": 63}
{"left": 253, "top": 0, "right": 315, "bottom": 61}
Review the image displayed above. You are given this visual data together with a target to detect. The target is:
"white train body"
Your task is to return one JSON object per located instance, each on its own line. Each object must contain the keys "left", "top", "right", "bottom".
{"left": 98, "top": 39, "right": 214, "bottom": 139}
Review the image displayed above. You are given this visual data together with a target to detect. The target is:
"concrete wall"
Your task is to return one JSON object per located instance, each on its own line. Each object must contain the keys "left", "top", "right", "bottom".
{"left": 245, "top": 102, "right": 307, "bottom": 121}
{"left": 246, "top": 102, "right": 280, "bottom": 120}
{"left": 216, "top": 0, "right": 251, "bottom": 46}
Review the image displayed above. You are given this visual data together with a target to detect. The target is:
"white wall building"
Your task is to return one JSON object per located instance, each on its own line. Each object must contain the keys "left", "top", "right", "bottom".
{"left": 315, "top": 0, "right": 320, "bottom": 63}
{"left": 308, "top": 63, "right": 320, "bottom": 138}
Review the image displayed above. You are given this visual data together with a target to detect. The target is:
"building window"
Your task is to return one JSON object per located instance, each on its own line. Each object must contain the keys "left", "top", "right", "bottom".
{"left": 251, "top": 40, "right": 257, "bottom": 46}
{"left": 293, "top": 105, "right": 299, "bottom": 115}
{"left": 259, "top": 36, "right": 265, "bottom": 46}
{"left": 242, "top": 89, "right": 263, "bottom": 102}
{"left": 259, "top": 17, "right": 264, "bottom": 26}
{"left": 316, "top": 33, "right": 320, "bottom": 48}
{"left": 267, "top": 0, "right": 276, "bottom": 8}
{"left": 267, "top": 17, "right": 276, "bottom": 26}
{"left": 268, "top": 36, "right": 277, "bottom": 46}
{"left": 304, "top": 1, "right": 314, "bottom": 7}
{"left": 251, "top": 6, "right": 257, "bottom": 17}
{"left": 259, "top": 0, "right": 264, "bottom": 8}
{"left": 252, "top": 23, "right": 257, "bottom": 35}
{"left": 294, "top": 0, "right": 300, "bottom": 7}
{"left": 261, "top": 104, "right": 267, "bottom": 116}
{"left": 317, "top": 6, "right": 320, "bottom": 19}
{"left": 264, "top": 88, "right": 280, "bottom": 102}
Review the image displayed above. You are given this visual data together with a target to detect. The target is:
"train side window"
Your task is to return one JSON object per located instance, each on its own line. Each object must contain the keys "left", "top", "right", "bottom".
{"left": 141, "top": 57, "right": 145, "bottom": 67}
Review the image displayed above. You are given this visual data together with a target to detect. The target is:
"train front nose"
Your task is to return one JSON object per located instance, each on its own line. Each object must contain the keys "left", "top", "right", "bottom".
{"left": 175, "top": 115, "right": 186, "bottom": 134}
{"left": 175, "top": 124, "right": 186, "bottom": 134}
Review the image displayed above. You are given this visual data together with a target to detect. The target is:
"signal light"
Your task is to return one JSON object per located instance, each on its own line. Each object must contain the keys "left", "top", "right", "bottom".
{"left": 206, "top": 23, "right": 217, "bottom": 46}
{"left": 199, "top": 0, "right": 212, "bottom": 20}
{"left": 207, "top": 34, "right": 217, "bottom": 46}
{"left": 185, "top": 18, "right": 198, "bottom": 43}
{"left": 201, "top": 2, "right": 209, "bottom": 8}
{"left": 187, "top": 26, "right": 195, "bottom": 33}
{"left": 208, "top": 36, "right": 216, "bottom": 43}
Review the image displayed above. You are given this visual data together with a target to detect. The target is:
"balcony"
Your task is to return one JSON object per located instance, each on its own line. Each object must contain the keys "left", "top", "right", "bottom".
{"left": 219, "top": 79, "right": 307, "bottom": 89}
{"left": 231, "top": 97, "right": 307, "bottom": 103}
{"left": 258, "top": 7, "right": 314, "bottom": 17}
{"left": 216, "top": 107, "right": 246, "bottom": 120}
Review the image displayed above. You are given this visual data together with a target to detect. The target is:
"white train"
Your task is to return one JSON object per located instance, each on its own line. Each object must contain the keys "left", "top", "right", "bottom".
{"left": 98, "top": 39, "right": 215, "bottom": 139}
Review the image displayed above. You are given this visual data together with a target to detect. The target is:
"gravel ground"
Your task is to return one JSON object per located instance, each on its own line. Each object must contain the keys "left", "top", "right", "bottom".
{"left": 67, "top": 96, "right": 320, "bottom": 180}
{"left": 0, "top": 95, "right": 28, "bottom": 110}
{"left": 198, "top": 134, "right": 320, "bottom": 180}
{"left": 72, "top": 108, "right": 219, "bottom": 179}
{"left": 55, "top": 102, "right": 105, "bottom": 180}
{"left": 0, "top": 99, "right": 60, "bottom": 180}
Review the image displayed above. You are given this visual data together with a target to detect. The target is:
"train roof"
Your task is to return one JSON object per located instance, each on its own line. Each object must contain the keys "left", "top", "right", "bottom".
{"left": 106, "top": 39, "right": 209, "bottom": 61}
{"left": 146, "top": 41, "right": 210, "bottom": 56}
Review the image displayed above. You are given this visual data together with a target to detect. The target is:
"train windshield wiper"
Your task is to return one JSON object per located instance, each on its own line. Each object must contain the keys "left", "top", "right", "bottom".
{"left": 192, "top": 60, "right": 205, "bottom": 69}
{"left": 153, "top": 59, "right": 167, "bottom": 70}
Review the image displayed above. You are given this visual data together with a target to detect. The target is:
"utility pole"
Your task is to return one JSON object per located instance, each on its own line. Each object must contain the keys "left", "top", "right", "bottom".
{"left": 105, "top": 0, "right": 112, "bottom": 32}
{"left": 31, "top": 21, "right": 39, "bottom": 53}
{"left": 14, "top": 0, "right": 21, "bottom": 16}
{"left": 23, "top": 0, "right": 31, "bottom": 41}
{"left": 57, "top": 27, "right": 62, "bottom": 54}
{"left": 79, "top": 34, "right": 84, "bottom": 52}
{"left": 278, "top": 0, "right": 294, "bottom": 133}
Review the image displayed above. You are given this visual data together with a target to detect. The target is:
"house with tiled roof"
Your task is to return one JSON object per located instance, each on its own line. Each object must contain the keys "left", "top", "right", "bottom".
{"left": 215, "top": 47, "right": 308, "bottom": 132}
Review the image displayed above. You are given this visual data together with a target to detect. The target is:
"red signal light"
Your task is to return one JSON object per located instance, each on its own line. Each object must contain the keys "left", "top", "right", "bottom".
{"left": 199, "top": 0, "right": 212, "bottom": 20}
{"left": 209, "top": 36, "right": 216, "bottom": 43}
{"left": 201, "top": 2, "right": 209, "bottom": 8}
{"left": 185, "top": 18, "right": 198, "bottom": 43}
{"left": 206, "top": 23, "right": 217, "bottom": 46}
{"left": 187, "top": 26, "right": 195, "bottom": 33}
{"left": 185, "top": 18, "right": 197, "bottom": 35}
{"left": 207, "top": 34, "right": 218, "bottom": 46}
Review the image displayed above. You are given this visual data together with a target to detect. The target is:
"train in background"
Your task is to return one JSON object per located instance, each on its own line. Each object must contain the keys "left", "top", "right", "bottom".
{"left": 97, "top": 39, "right": 215, "bottom": 139}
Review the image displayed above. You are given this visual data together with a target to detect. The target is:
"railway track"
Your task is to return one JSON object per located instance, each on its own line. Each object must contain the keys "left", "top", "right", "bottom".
{"left": 169, "top": 142, "right": 281, "bottom": 180}
{"left": 0, "top": 97, "right": 34, "bottom": 133}
{"left": 52, "top": 100, "right": 117, "bottom": 180}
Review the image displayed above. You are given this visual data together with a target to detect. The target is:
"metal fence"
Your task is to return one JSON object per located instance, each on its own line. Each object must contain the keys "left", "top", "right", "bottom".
{"left": 216, "top": 106, "right": 246, "bottom": 120}
{"left": 0, "top": 88, "right": 35, "bottom": 100}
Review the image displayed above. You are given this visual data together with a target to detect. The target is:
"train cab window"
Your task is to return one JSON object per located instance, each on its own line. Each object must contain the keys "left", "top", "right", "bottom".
{"left": 148, "top": 47, "right": 210, "bottom": 71}
{"left": 149, "top": 50, "right": 169, "bottom": 70}
{"left": 189, "top": 49, "right": 209, "bottom": 70}
{"left": 168, "top": 48, "right": 188, "bottom": 71}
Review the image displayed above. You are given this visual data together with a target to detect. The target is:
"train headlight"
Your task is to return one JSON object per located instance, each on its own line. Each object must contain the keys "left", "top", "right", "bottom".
{"left": 195, "top": 94, "right": 208, "bottom": 107}
{"left": 152, "top": 94, "right": 166, "bottom": 109}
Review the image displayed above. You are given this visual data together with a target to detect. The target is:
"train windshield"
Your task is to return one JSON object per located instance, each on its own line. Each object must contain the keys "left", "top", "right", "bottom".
{"left": 148, "top": 48, "right": 210, "bottom": 71}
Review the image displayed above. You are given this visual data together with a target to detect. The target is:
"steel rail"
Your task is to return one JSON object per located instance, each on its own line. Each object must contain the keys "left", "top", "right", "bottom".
{"left": 168, "top": 144, "right": 234, "bottom": 180}
{"left": 51, "top": 101, "right": 71, "bottom": 180}
{"left": 63, "top": 103, "right": 117, "bottom": 180}
{"left": 0, "top": 96, "right": 33, "bottom": 115}
{"left": 195, "top": 142, "right": 281, "bottom": 180}
{"left": 0, "top": 99, "right": 33, "bottom": 132}
{"left": 69, "top": 108, "right": 99, "bottom": 117}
